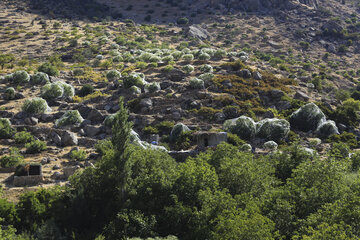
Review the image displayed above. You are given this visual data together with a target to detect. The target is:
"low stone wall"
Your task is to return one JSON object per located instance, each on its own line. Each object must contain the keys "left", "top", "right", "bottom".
{"left": 13, "top": 175, "right": 43, "bottom": 187}
{"left": 0, "top": 167, "right": 16, "bottom": 173}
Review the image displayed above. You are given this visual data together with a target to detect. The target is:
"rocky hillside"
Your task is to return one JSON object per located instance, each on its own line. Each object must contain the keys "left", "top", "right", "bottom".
{"left": 0, "top": 0, "right": 360, "bottom": 199}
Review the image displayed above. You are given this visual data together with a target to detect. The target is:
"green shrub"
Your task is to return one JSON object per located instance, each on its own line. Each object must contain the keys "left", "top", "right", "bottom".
{"left": 4, "top": 87, "right": 16, "bottom": 100}
{"left": 198, "top": 73, "right": 214, "bottom": 82}
{"left": 175, "top": 131, "right": 193, "bottom": 150}
{"left": 55, "top": 110, "right": 84, "bottom": 127}
{"left": 70, "top": 149, "right": 87, "bottom": 161}
{"left": 123, "top": 72, "right": 146, "bottom": 88}
{"left": 106, "top": 70, "right": 122, "bottom": 81}
{"left": 0, "top": 118, "right": 15, "bottom": 139}
{"left": 38, "top": 62, "right": 59, "bottom": 76}
{"left": 78, "top": 84, "right": 94, "bottom": 97}
{"left": 155, "top": 121, "right": 175, "bottom": 134}
{"left": 11, "top": 70, "right": 30, "bottom": 84}
{"left": 143, "top": 126, "right": 159, "bottom": 135}
{"left": 31, "top": 72, "right": 49, "bottom": 84}
{"left": 129, "top": 85, "right": 141, "bottom": 94}
{"left": 332, "top": 98, "right": 360, "bottom": 127}
{"left": 14, "top": 131, "right": 34, "bottom": 144}
{"left": 182, "top": 64, "right": 194, "bottom": 74}
{"left": 199, "top": 64, "right": 213, "bottom": 73}
{"left": 25, "top": 140, "right": 47, "bottom": 154}
{"left": 103, "top": 114, "right": 116, "bottom": 128}
{"left": 189, "top": 77, "right": 204, "bottom": 89}
{"left": 177, "top": 17, "right": 189, "bottom": 25}
{"left": 198, "top": 53, "right": 211, "bottom": 61}
{"left": 40, "top": 82, "right": 64, "bottom": 100}
{"left": 60, "top": 81, "right": 75, "bottom": 98}
{"left": 0, "top": 147, "right": 24, "bottom": 167}
{"left": 227, "top": 132, "right": 246, "bottom": 147}
{"left": 144, "top": 82, "right": 161, "bottom": 93}
{"left": 183, "top": 54, "right": 194, "bottom": 63}
{"left": 351, "top": 152, "right": 360, "bottom": 171}
{"left": 163, "top": 65, "right": 174, "bottom": 73}
{"left": 327, "top": 132, "right": 358, "bottom": 149}
{"left": 22, "top": 98, "right": 50, "bottom": 114}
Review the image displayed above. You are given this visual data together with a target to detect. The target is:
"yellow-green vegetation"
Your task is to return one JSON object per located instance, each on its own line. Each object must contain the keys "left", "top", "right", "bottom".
{"left": 73, "top": 91, "right": 109, "bottom": 103}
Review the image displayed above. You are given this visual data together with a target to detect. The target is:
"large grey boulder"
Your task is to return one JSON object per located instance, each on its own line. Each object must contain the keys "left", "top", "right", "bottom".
{"left": 290, "top": 103, "right": 326, "bottom": 131}
{"left": 316, "top": 120, "right": 339, "bottom": 138}
{"left": 62, "top": 131, "right": 78, "bottom": 146}
{"left": 223, "top": 116, "right": 256, "bottom": 140}
{"left": 170, "top": 123, "right": 191, "bottom": 142}
{"left": 186, "top": 25, "right": 211, "bottom": 40}
{"left": 256, "top": 118, "right": 290, "bottom": 142}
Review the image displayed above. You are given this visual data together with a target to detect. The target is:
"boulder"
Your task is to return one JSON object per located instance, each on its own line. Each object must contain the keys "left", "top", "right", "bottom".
{"left": 256, "top": 118, "right": 290, "bottom": 142}
{"left": 290, "top": 103, "right": 326, "bottom": 131}
{"left": 239, "top": 69, "right": 252, "bottom": 78}
{"left": 84, "top": 125, "right": 102, "bottom": 137}
{"left": 167, "top": 68, "right": 186, "bottom": 82}
{"left": 87, "top": 108, "right": 105, "bottom": 123}
{"left": 62, "top": 131, "right": 78, "bottom": 146}
{"left": 186, "top": 25, "right": 211, "bottom": 40}
{"left": 294, "top": 90, "right": 310, "bottom": 102}
{"left": 50, "top": 131, "right": 62, "bottom": 146}
{"left": 223, "top": 116, "right": 256, "bottom": 140}
{"left": 316, "top": 120, "right": 339, "bottom": 138}
{"left": 253, "top": 71, "right": 262, "bottom": 80}
{"left": 170, "top": 123, "right": 190, "bottom": 142}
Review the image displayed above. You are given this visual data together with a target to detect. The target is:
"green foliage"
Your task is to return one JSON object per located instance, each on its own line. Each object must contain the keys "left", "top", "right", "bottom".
{"left": 106, "top": 70, "right": 122, "bottom": 81}
{"left": 155, "top": 121, "right": 175, "bottom": 135}
{"left": 16, "top": 187, "right": 62, "bottom": 232}
{"left": 123, "top": 72, "right": 146, "bottom": 88}
{"left": 78, "top": 84, "right": 94, "bottom": 97}
{"left": 22, "top": 98, "right": 50, "bottom": 114}
{"left": 0, "top": 118, "right": 15, "bottom": 139}
{"left": 14, "top": 131, "right": 34, "bottom": 144}
{"left": 70, "top": 149, "right": 87, "bottom": 161}
{"left": 40, "top": 82, "right": 64, "bottom": 100}
{"left": 55, "top": 110, "right": 84, "bottom": 127}
{"left": 268, "top": 144, "right": 314, "bottom": 182}
{"left": 143, "top": 126, "right": 159, "bottom": 135}
{"left": 31, "top": 72, "right": 49, "bottom": 85}
{"left": 4, "top": 87, "right": 16, "bottom": 100}
{"left": 25, "top": 140, "right": 47, "bottom": 154}
{"left": 0, "top": 147, "right": 24, "bottom": 168}
{"left": 11, "top": 70, "right": 30, "bottom": 84}
{"left": 176, "top": 17, "right": 189, "bottom": 25}
{"left": 332, "top": 98, "right": 360, "bottom": 127}
{"left": 189, "top": 77, "right": 204, "bottom": 89}
{"left": 0, "top": 53, "right": 15, "bottom": 69}
{"left": 0, "top": 198, "right": 17, "bottom": 226}
{"left": 227, "top": 133, "right": 246, "bottom": 147}
{"left": 38, "top": 62, "right": 59, "bottom": 76}
{"left": 327, "top": 132, "right": 358, "bottom": 149}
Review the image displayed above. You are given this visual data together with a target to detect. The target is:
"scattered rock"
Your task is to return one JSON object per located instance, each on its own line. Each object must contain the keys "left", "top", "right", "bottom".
{"left": 186, "top": 25, "right": 211, "bottom": 40}
{"left": 253, "top": 71, "right": 262, "bottom": 80}
{"left": 62, "top": 130, "right": 78, "bottom": 146}
{"left": 294, "top": 90, "right": 310, "bottom": 102}
{"left": 84, "top": 125, "right": 101, "bottom": 137}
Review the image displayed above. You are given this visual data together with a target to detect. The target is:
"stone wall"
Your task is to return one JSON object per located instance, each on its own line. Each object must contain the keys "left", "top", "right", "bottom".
{"left": 13, "top": 175, "right": 43, "bottom": 187}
